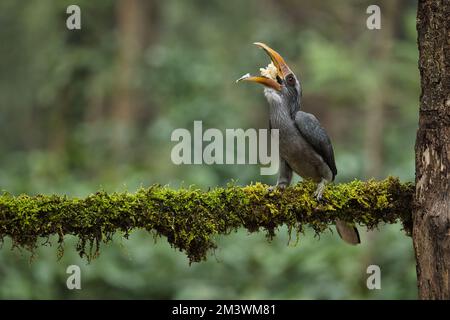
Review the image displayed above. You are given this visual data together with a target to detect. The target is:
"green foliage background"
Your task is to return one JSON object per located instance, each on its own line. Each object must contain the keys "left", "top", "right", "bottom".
{"left": 0, "top": 0, "right": 419, "bottom": 299}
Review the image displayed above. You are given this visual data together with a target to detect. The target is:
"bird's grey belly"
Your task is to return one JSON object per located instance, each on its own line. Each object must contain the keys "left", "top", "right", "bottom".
{"left": 277, "top": 125, "right": 331, "bottom": 182}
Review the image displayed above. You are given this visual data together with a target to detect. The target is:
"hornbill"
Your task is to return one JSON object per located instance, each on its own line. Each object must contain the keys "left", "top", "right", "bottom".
{"left": 237, "top": 42, "right": 360, "bottom": 245}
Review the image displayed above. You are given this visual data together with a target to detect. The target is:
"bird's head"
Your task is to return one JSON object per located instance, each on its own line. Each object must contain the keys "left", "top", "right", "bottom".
{"left": 237, "top": 42, "right": 301, "bottom": 110}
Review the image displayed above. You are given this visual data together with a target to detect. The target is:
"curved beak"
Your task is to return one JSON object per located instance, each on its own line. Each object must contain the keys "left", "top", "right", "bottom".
{"left": 253, "top": 42, "right": 293, "bottom": 79}
{"left": 236, "top": 42, "right": 293, "bottom": 91}
{"left": 236, "top": 73, "right": 281, "bottom": 91}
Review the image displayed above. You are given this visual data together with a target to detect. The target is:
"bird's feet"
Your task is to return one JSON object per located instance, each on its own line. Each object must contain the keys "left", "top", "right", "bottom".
{"left": 313, "top": 181, "right": 326, "bottom": 201}
{"left": 268, "top": 183, "right": 288, "bottom": 193}
{"left": 313, "top": 189, "right": 323, "bottom": 201}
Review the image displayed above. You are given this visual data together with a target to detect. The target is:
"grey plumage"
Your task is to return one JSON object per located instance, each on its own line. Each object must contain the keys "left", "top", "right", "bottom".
{"left": 336, "top": 220, "right": 360, "bottom": 245}
{"left": 294, "top": 111, "right": 337, "bottom": 180}
{"left": 265, "top": 86, "right": 334, "bottom": 186}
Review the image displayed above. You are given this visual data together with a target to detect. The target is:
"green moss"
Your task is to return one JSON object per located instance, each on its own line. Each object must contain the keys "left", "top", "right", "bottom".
{"left": 0, "top": 177, "right": 414, "bottom": 263}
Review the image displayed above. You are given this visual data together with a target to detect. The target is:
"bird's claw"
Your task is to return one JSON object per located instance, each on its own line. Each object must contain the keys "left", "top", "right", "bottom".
{"left": 313, "top": 184, "right": 325, "bottom": 201}
{"left": 268, "top": 184, "right": 287, "bottom": 193}
{"left": 313, "top": 190, "right": 323, "bottom": 201}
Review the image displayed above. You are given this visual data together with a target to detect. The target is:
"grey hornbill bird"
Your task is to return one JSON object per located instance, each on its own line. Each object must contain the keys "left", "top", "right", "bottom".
{"left": 237, "top": 42, "right": 360, "bottom": 245}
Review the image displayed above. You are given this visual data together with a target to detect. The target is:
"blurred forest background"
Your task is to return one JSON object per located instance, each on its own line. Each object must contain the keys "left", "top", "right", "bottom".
{"left": 0, "top": 0, "right": 419, "bottom": 299}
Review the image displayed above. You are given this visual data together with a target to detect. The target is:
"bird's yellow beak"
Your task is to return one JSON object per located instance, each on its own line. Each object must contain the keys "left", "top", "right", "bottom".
{"left": 254, "top": 42, "right": 293, "bottom": 79}
{"left": 236, "top": 42, "right": 293, "bottom": 91}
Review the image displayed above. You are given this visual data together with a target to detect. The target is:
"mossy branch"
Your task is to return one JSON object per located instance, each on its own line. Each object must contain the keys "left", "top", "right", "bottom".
{"left": 0, "top": 177, "right": 413, "bottom": 263}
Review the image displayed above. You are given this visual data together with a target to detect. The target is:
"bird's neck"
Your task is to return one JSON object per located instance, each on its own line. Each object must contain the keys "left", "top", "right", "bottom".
{"left": 264, "top": 89, "right": 300, "bottom": 120}
{"left": 271, "top": 99, "right": 300, "bottom": 121}
{"left": 290, "top": 95, "right": 301, "bottom": 117}
{"left": 268, "top": 102, "right": 297, "bottom": 132}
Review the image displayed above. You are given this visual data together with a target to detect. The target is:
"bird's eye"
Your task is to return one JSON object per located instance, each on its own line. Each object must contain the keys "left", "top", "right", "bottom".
{"left": 286, "top": 74, "right": 295, "bottom": 86}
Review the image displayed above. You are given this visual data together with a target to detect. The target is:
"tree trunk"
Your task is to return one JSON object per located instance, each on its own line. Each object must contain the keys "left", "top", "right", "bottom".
{"left": 413, "top": 0, "right": 450, "bottom": 299}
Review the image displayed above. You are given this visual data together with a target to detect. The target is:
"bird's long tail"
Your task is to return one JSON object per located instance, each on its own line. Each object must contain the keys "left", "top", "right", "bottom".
{"left": 335, "top": 220, "right": 360, "bottom": 245}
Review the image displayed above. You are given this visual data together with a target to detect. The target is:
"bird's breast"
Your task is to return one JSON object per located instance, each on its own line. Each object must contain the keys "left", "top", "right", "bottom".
{"left": 270, "top": 114, "right": 331, "bottom": 182}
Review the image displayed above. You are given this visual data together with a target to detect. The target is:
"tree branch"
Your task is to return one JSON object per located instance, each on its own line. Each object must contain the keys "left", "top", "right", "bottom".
{"left": 0, "top": 177, "right": 413, "bottom": 263}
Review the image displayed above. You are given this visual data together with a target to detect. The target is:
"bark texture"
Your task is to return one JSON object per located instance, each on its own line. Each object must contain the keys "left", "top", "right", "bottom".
{"left": 413, "top": 0, "right": 450, "bottom": 300}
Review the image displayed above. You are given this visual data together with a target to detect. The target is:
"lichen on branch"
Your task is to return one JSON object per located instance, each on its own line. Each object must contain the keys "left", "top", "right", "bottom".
{"left": 0, "top": 177, "right": 413, "bottom": 263}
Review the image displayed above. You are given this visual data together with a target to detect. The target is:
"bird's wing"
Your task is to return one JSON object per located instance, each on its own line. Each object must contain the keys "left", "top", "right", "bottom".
{"left": 294, "top": 111, "right": 337, "bottom": 179}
